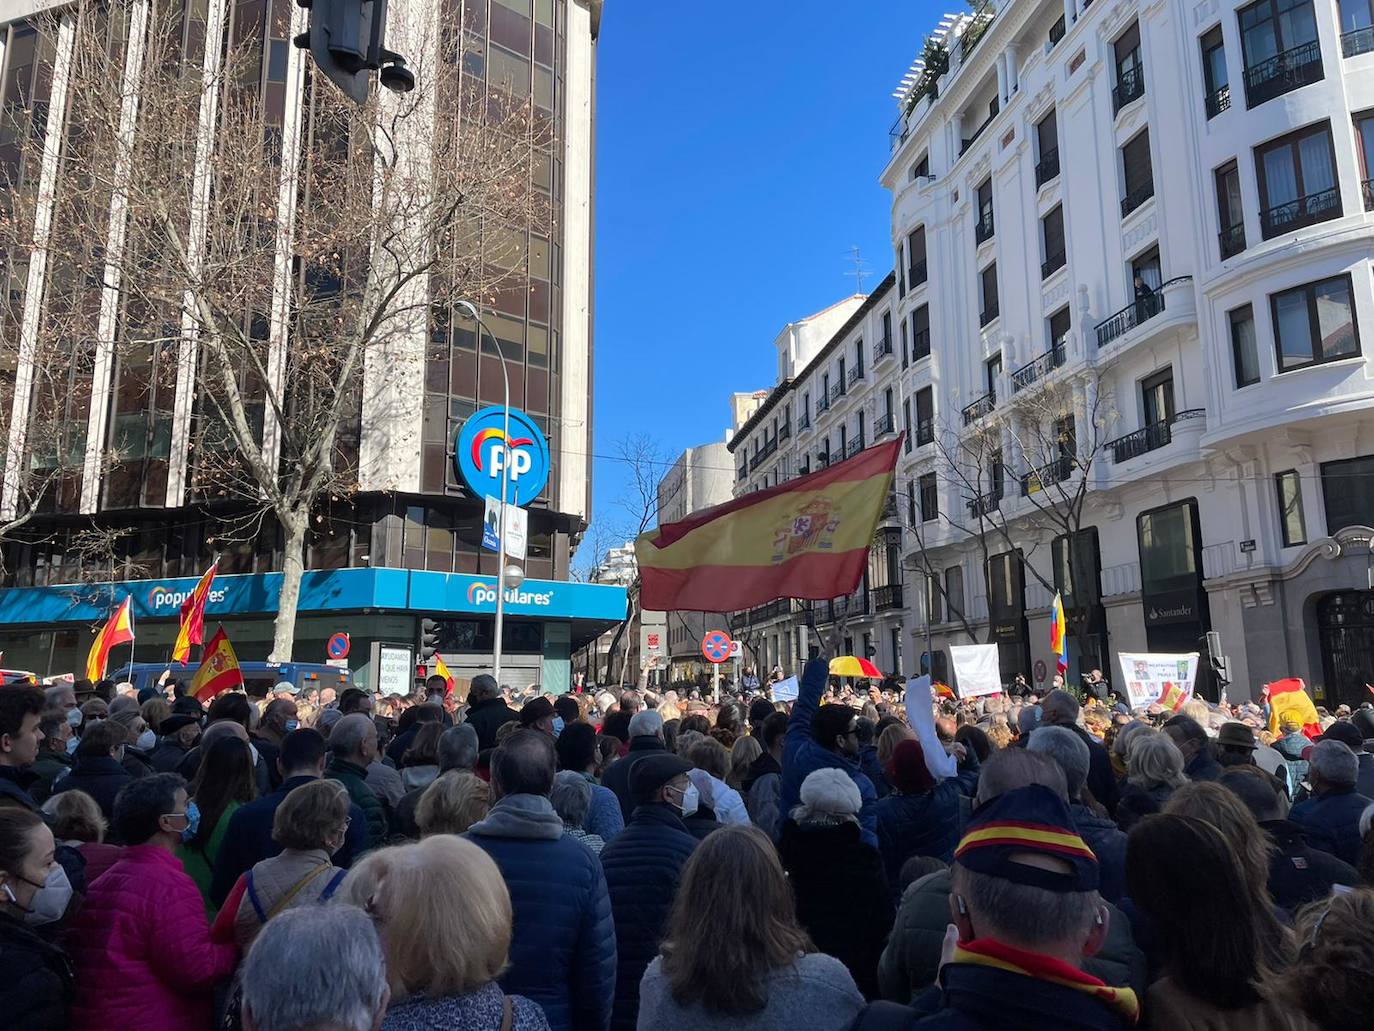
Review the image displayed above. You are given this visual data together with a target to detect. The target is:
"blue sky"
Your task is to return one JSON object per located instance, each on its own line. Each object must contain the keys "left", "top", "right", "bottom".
{"left": 586, "top": 1, "right": 940, "bottom": 549}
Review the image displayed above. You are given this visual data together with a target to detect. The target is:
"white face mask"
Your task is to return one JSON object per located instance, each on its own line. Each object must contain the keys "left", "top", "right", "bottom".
{"left": 677, "top": 783, "right": 700, "bottom": 819}
{"left": 249, "top": 743, "right": 260, "bottom": 767}
{"left": 65, "top": 737, "right": 78, "bottom": 755}
{"left": 65, "top": 709, "right": 82, "bottom": 729}
{"left": 136, "top": 730, "right": 156, "bottom": 751}
{"left": 14, "top": 864, "right": 74, "bottom": 926}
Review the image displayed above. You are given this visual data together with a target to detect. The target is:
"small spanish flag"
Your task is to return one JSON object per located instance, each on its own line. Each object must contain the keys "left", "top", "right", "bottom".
{"left": 1049, "top": 592, "right": 1068, "bottom": 674}
{"left": 189, "top": 625, "right": 244, "bottom": 701}
{"left": 1264, "top": 677, "right": 1320, "bottom": 739}
{"left": 86, "top": 597, "right": 135, "bottom": 682}
{"left": 434, "top": 654, "right": 456, "bottom": 695}
{"left": 635, "top": 438, "right": 902, "bottom": 612}
{"left": 172, "top": 560, "right": 218, "bottom": 664}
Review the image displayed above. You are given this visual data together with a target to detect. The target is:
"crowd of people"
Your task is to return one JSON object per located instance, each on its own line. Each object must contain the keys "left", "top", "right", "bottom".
{"left": 2, "top": 651, "right": 1374, "bottom": 1029}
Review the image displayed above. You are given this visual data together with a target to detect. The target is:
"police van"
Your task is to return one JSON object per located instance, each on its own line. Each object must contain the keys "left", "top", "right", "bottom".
{"left": 109, "top": 661, "right": 353, "bottom": 698}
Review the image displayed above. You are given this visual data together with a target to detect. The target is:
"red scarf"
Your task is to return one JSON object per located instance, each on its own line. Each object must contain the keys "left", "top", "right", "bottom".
{"left": 950, "top": 938, "right": 1140, "bottom": 1024}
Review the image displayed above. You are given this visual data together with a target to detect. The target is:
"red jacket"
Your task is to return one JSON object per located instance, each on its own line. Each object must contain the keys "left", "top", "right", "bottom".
{"left": 68, "top": 844, "right": 237, "bottom": 1030}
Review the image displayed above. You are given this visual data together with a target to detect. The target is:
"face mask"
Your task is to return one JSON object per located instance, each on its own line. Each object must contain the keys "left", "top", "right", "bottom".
{"left": 181, "top": 801, "right": 201, "bottom": 843}
{"left": 65, "top": 737, "right": 78, "bottom": 755}
{"left": 283, "top": 719, "right": 300, "bottom": 733}
{"left": 18, "top": 864, "right": 73, "bottom": 926}
{"left": 249, "top": 744, "right": 260, "bottom": 767}
{"left": 65, "top": 709, "right": 82, "bottom": 729}
{"left": 676, "top": 783, "right": 699, "bottom": 819}
{"left": 136, "top": 730, "right": 156, "bottom": 751}
{"left": 551, "top": 717, "right": 565, "bottom": 738}
{"left": 114, "top": 746, "right": 126, "bottom": 764}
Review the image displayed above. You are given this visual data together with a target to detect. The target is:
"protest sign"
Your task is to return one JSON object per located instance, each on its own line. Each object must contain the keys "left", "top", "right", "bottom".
{"left": 905, "top": 675, "right": 957, "bottom": 780}
{"left": 1116, "top": 652, "right": 1200, "bottom": 710}
{"left": 950, "top": 644, "right": 1002, "bottom": 699}
{"left": 771, "top": 675, "right": 799, "bottom": 702}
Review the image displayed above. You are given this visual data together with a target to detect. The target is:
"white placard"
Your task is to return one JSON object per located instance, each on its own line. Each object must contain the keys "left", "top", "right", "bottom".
{"left": 905, "top": 675, "right": 958, "bottom": 780}
{"left": 1116, "top": 652, "right": 1200, "bottom": 710}
{"left": 504, "top": 503, "right": 528, "bottom": 561}
{"left": 950, "top": 644, "right": 1003, "bottom": 699}
{"left": 771, "top": 675, "right": 799, "bottom": 702}
{"left": 377, "top": 645, "right": 414, "bottom": 696}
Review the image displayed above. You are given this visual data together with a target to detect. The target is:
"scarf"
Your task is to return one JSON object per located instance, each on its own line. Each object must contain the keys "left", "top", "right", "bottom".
{"left": 951, "top": 938, "right": 1140, "bottom": 1024}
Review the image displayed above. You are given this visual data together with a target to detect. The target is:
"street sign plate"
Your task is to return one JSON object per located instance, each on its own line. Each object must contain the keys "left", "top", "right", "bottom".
{"left": 701, "top": 631, "right": 732, "bottom": 664}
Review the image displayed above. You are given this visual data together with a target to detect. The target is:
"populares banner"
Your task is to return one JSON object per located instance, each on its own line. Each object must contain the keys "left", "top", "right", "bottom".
{"left": 1116, "top": 652, "right": 1200, "bottom": 710}
{"left": 949, "top": 643, "right": 1002, "bottom": 699}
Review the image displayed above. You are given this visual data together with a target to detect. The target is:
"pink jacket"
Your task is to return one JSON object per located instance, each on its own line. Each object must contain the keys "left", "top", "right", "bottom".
{"left": 68, "top": 844, "right": 237, "bottom": 1030}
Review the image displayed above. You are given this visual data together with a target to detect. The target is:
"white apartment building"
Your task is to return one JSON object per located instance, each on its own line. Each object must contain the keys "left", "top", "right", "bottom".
{"left": 879, "top": 0, "right": 1374, "bottom": 704}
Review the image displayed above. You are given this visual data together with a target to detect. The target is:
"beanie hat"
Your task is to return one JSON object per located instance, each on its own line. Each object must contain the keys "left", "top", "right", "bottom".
{"left": 798, "top": 767, "right": 862, "bottom": 818}
{"left": 886, "top": 738, "right": 936, "bottom": 795}
{"left": 955, "top": 784, "right": 1098, "bottom": 893}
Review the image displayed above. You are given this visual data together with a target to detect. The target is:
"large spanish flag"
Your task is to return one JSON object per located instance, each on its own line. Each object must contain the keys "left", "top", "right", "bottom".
{"left": 189, "top": 625, "right": 244, "bottom": 700}
{"left": 636, "top": 437, "right": 902, "bottom": 612}
{"left": 85, "top": 597, "right": 135, "bottom": 682}
{"left": 1264, "top": 677, "right": 1321, "bottom": 739}
{"left": 172, "top": 561, "right": 218, "bottom": 664}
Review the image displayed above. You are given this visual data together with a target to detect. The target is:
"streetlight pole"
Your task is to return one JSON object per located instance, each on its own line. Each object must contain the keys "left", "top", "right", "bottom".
{"left": 455, "top": 300, "right": 515, "bottom": 686}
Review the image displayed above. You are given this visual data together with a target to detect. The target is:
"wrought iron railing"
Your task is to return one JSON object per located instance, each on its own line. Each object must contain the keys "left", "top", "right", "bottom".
{"left": 830, "top": 380, "right": 847, "bottom": 402}
{"left": 848, "top": 363, "right": 864, "bottom": 386}
{"left": 1344, "top": 25, "right": 1374, "bottom": 57}
{"left": 1121, "top": 179, "right": 1155, "bottom": 217}
{"left": 962, "top": 390, "right": 996, "bottom": 425}
{"left": 967, "top": 485, "right": 1002, "bottom": 518}
{"left": 1095, "top": 277, "right": 1192, "bottom": 349}
{"left": 1049, "top": 14, "right": 1065, "bottom": 46}
{"left": 1242, "top": 39, "right": 1322, "bottom": 107}
{"left": 1260, "top": 186, "right": 1340, "bottom": 238}
{"left": 737, "top": 459, "right": 748, "bottom": 481}
{"left": 1010, "top": 339, "right": 1067, "bottom": 393}
{"left": 846, "top": 436, "right": 865, "bottom": 458}
{"left": 1021, "top": 455, "right": 1075, "bottom": 496}
{"left": 1218, "top": 222, "right": 1245, "bottom": 260}
{"left": 979, "top": 301, "right": 999, "bottom": 328}
{"left": 975, "top": 210, "right": 995, "bottom": 244}
{"left": 1035, "top": 148, "right": 1059, "bottom": 188}
{"left": 873, "top": 584, "right": 905, "bottom": 611}
{"left": 873, "top": 336, "right": 894, "bottom": 362}
{"left": 916, "top": 418, "right": 934, "bottom": 446}
{"left": 1364, "top": 178, "right": 1374, "bottom": 212}
{"left": 1108, "top": 408, "right": 1204, "bottom": 463}
{"left": 875, "top": 412, "right": 895, "bottom": 437}
{"left": 1205, "top": 83, "right": 1230, "bottom": 118}
{"left": 817, "top": 393, "right": 831, "bottom": 413}
{"left": 909, "top": 259, "right": 928, "bottom": 287}
{"left": 912, "top": 328, "right": 931, "bottom": 361}
{"left": 1111, "top": 65, "right": 1145, "bottom": 114}
{"left": 798, "top": 410, "right": 811, "bottom": 430}
{"left": 778, "top": 421, "right": 791, "bottom": 442}
{"left": 1041, "top": 250, "right": 1066, "bottom": 279}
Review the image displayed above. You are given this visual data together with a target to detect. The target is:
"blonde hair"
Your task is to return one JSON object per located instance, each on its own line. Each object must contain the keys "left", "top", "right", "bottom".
{"left": 415, "top": 770, "right": 490, "bottom": 837}
{"left": 1164, "top": 781, "right": 1275, "bottom": 891}
{"left": 1128, "top": 732, "right": 1188, "bottom": 790}
{"left": 272, "top": 779, "right": 349, "bottom": 851}
{"left": 371, "top": 836, "right": 512, "bottom": 1001}
{"left": 688, "top": 737, "right": 729, "bottom": 780}
{"left": 727, "top": 736, "right": 762, "bottom": 790}
{"left": 675, "top": 730, "right": 706, "bottom": 758}
{"left": 140, "top": 697, "right": 171, "bottom": 733}
{"left": 41, "top": 790, "right": 106, "bottom": 843}
{"left": 336, "top": 848, "right": 394, "bottom": 909}
{"left": 877, "top": 723, "right": 915, "bottom": 766}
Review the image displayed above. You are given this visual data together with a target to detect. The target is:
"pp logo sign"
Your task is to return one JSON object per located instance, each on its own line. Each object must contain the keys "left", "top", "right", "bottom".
{"left": 454, "top": 405, "right": 550, "bottom": 508}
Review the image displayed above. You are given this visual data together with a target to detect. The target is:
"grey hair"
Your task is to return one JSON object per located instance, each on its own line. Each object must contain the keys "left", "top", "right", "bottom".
{"left": 952, "top": 864, "right": 1100, "bottom": 951}
{"left": 550, "top": 770, "right": 592, "bottom": 829}
{"left": 1027, "top": 726, "right": 1091, "bottom": 801}
{"left": 1017, "top": 704, "right": 1043, "bottom": 736}
{"left": 468, "top": 674, "right": 499, "bottom": 702}
{"left": 628, "top": 710, "right": 663, "bottom": 739}
{"left": 975, "top": 747, "right": 1068, "bottom": 805}
{"left": 1040, "top": 689, "right": 1080, "bottom": 727}
{"left": 329, "top": 713, "right": 374, "bottom": 757}
{"left": 240, "top": 904, "right": 387, "bottom": 1031}
{"left": 438, "top": 723, "right": 479, "bottom": 773}
{"left": 1309, "top": 739, "right": 1359, "bottom": 789}
{"left": 1127, "top": 732, "right": 1188, "bottom": 790}
{"left": 107, "top": 695, "right": 140, "bottom": 718}
{"left": 1113, "top": 720, "right": 1153, "bottom": 759}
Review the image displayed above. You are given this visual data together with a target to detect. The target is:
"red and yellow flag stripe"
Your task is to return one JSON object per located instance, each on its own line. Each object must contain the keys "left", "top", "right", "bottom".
{"left": 85, "top": 597, "right": 135, "bottom": 682}
{"left": 172, "top": 561, "right": 218, "bottom": 664}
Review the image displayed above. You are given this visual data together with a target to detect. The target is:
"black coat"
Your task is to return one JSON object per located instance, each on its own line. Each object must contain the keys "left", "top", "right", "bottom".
{"left": 1114, "top": 782, "right": 1175, "bottom": 833}
{"left": 778, "top": 819, "right": 894, "bottom": 999}
{"left": 1068, "top": 725, "right": 1119, "bottom": 816}
{"left": 0, "top": 910, "right": 73, "bottom": 1030}
{"left": 149, "top": 740, "right": 191, "bottom": 774}
{"left": 49, "top": 756, "right": 132, "bottom": 821}
{"left": 601, "top": 736, "right": 665, "bottom": 821}
{"left": 465, "top": 697, "right": 521, "bottom": 751}
{"left": 1070, "top": 803, "right": 1127, "bottom": 905}
{"left": 600, "top": 804, "right": 698, "bottom": 1031}
{"left": 1262, "top": 819, "right": 1361, "bottom": 913}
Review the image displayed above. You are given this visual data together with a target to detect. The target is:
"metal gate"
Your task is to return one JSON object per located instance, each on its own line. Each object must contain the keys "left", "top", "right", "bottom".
{"left": 1318, "top": 591, "right": 1374, "bottom": 708}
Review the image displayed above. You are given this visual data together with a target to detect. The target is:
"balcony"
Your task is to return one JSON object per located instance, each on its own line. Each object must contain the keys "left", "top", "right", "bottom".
{"left": 1034, "top": 148, "right": 1060, "bottom": 188}
{"left": 962, "top": 390, "right": 996, "bottom": 425}
{"left": 1010, "top": 339, "right": 1067, "bottom": 393}
{"left": 979, "top": 301, "right": 999, "bottom": 328}
{"left": 967, "top": 486, "right": 1002, "bottom": 518}
{"left": 817, "top": 393, "right": 831, "bottom": 413}
{"left": 737, "top": 458, "right": 748, "bottom": 481}
{"left": 1096, "top": 276, "right": 1194, "bottom": 351}
{"left": 817, "top": 449, "right": 831, "bottom": 468}
{"left": 1120, "top": 179, "right": 1155, "bottom": 218}
{"left": 1260, "top": 186, "right": 1340, "bottom": 238}
{"left": 875, "top": 412, "right": 895, "bottom": 437}
{"left": 1041, "top": 250, "right": 1066, "bottom": 280}
{"left": 1344, "top": 26, "right": 1374, "bottom": 57}
{"left": 830, "top": 380, "right": 847, "bottom": 403}
{"left": 909, "top": 260, "right": 928, "bottom": 288}
{"left": 1020, "top": 455, "right": 1075, "bottom": 496}
{"left": 873, "top": 583, "right": 905, "bottom": 612}
{"left": 798, "top": 457, "right": 811, "bottom": 476}
{"left": 915, "top": 418, "right": 934, "bottom": 446}
{"left": 848, "top": 363, "right": 864, "bottom": 387}
{"left": 846, "top": 437, "right": 865, "bottom": 458}
{"left": 798, "top": 410, "right": 811, "bottom": 431}
{"left": 1111, "top": 66, "right": 1145, "bottom": 114}
{"left": 1364, "top": 178, "right": 1373, "bottom": 211}
{"left": 758, "top": 436, "right": 777, "bottom": 461}
{"left": 778, "top": 420, "right": 791, "bottom": 442}
{"left": 960, "top": 111, "right": 995, "bottom": 156}
{"left": 1218, "top": 222, "right": 1245, "bottom": 260}
{"left": 1205, "top": 83, "right": 1231, "bottom": 118}
{"left": 1242, "top": 40, "right": 1322, "bottom": 107}
{"left": 911, "top": 328, "right": 931, "bottom": 362}
{"left": 1108, "top": 408, "right": 1205, "bottom": 463}
{"left": 873, "top": 336, "right": 895, "bottom": 363}
{"left": 1049, "top": 14, "right": 1065, "bottom": 47}
{"left": 974, "top": 211, "right": 995, "bottom": 245}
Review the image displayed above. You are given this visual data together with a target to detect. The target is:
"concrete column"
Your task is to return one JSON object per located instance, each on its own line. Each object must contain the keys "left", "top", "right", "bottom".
{"left": 1006, "top": 45, "right": 1019, "bottom": 94}
{"left": 996, "top": 52, "right": 1007, "bottom": 105}
{"left": 1064, "top": 0, "right": 1077, "bottom": 27}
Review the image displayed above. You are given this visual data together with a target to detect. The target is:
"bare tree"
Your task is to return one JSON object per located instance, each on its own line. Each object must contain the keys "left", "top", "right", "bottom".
{"left": 5, "top": 3, "right": 547, "bottom": 658}
{"left": 599, "top": 433, "right": 666, "bottom": 685}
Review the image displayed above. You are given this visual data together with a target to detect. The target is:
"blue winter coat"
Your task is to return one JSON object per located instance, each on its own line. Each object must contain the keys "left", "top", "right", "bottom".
{"left": 467, "top": 795, "right": 616, "bottom": 1031}
{"left": 599, "top": 804, "right": 697, "bottom": 1031}
{"left": 898, "top": 960, "right": 1134, "bottom": 1029}
{"left": 49, "top": 756, "right": 132, "bottom": 822}
{"left": 779, "top": 658, "right": 879, "bottom": 848}
{"left": 1069, "top": 803, "right": 1127, "bottom": 905}
{"left": 874, "top": 754, "right": 979, "bottom": 901}
{"left": 585, "top": 781, "right": 624, "bottom": 844}
{"left": 1290, "top": 787, "right": 1374, "bottom": 866}
{"left": 860, "top": 745, "right": 891, "bottom": 799}
{"left": 601, "top": 736, "right": 665, "bottom": 821}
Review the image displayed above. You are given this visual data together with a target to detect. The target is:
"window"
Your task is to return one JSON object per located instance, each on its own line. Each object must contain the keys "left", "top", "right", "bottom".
{"left": 1274, "top": 470, "right": 1307, "bottom": 545}
{"left": 1141, "top": 368, "right": 1175, "bottom": 425}
{"left": 927, "top": 574, "right": 943, "bottom": 625}
{"left": 979, "top": 263, "right": 999, "bottom": 326}
{"left": 1137, "top": 499, "right": 1202, "bottom": 595}
{"left": 1113, "top": 22, "right": 1145, "bottom": 113}
{"left": 912, "top": 304, "right": 931, "bottom": 360}
{"left": 1035, "top": 110, "right": 1059, "bottom": 187}
{"left": 986, "top": 551, "right": 1024, "bottom": 614}
{"left": 919, "top": 472, "right": 938, "bottom": 522}
{"left": 1121, "top": 130, "right": 1154, "bottom": 217}
{"left": 1054, "top": 413, "right": 1078, "bottom": 462}
{"left": 853, "top": 339, "right": 864, "bottom": 381}
{"left": 1356, "top": 111, "right": 1374, "bottom": 210}
{"left": 880, "top": 311, "right": 893, "bottom": 356}
{"left": 1256, "top": 122, "right": 1339, "bottom": 237}
{"left": 1344, "top": 0, "right": 1374, "bottom": 56}
{"left": 1229, "top": 304, "right": 1261, "bottom": 387}
{"left": 986, "top": 354, "right": 1002, "bottom": 397}
{"left": 1041, "top": 205, "right": 1066, "bottom": 278}
{"left": 1053, "top": 529, "right": 1103, "bottom": 606}
{"left": 907, "top": 479, "right": 917, "bottom": 524}
{"left": 837, "top": 357, "right": 846, "bottom": 394}
{"left": 1239, "top": 0, "right": 1322, "bottom": 107}
{"left": 908, "top": 226, "right": 927, "bottom": 286}
{"left": 902, "top": 397, "right": 912, "bottom": 453}
{"left": 1201, "top": 26, "right": 1231, "bottom": 117}
{"left": 1049, "top": 307, "right": 1072, "bottom": 355}
{"left": 900, "top": 318, "right": 910, "bottom": 367}
{"left": 910, "top": 151, "right": 930, "bottom": 180}
{"left": 1270, "top": 274, "right": 1359, "bottom": 371}
{"left": 945, "top": 567, "right": 965, "bottom": 621}
{"left": 975, "top": 180, "right": 995, "bottom": 243}
{"left": 915, "top": 387, "right": 934, "bottom": 445}
{"left": 1215, "top": 161, "right": 1246, "bottom": 259}
{"left": 1321, "top": 455, "right": 1374, "bottom": 534}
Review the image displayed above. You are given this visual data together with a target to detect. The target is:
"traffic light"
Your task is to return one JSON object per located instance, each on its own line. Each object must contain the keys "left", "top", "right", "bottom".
{"left": 1204, "top": 630, "right": 1232, "bottom": 690}
{"left": 294, "top": 0, "right": 414, "bottom": 106}
{"left": 420, "top": 618, "right": 440, "bottom": 662}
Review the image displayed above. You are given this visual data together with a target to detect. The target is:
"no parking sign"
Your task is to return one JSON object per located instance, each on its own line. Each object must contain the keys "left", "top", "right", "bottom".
{"left": 701, "top": 631, "right": 732, "bottom": 664}
{"left": 327, "top": 632, "right": 351, "bottom": 661}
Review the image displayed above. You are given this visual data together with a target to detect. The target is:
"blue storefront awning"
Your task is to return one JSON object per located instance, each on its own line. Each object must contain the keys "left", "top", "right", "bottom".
{"left": 0, "top": 568, "right": 628, "bottom": 626}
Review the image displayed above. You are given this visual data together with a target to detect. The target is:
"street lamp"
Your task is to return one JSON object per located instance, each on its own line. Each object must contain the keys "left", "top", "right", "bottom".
{"left": 454, "top": 299, "right": 520, "bottom": 685}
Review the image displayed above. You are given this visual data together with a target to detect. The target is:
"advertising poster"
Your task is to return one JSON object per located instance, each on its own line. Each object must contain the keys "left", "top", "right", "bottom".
{"left": 1116, "top": 652, "right": 1200, "bottom": 710}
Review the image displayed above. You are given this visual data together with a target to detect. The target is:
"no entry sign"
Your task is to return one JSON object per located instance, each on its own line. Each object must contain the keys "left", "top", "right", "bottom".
{"left": 701, "top": 631, "right": 732, "bottom": 664}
